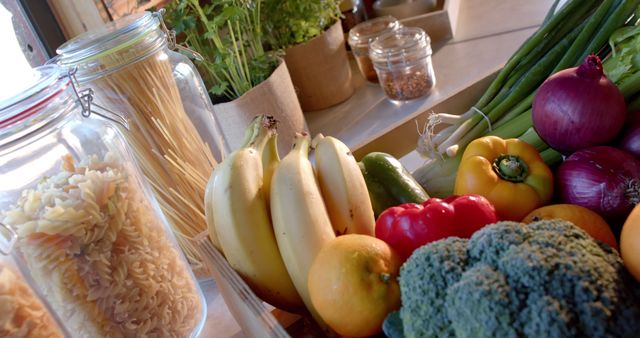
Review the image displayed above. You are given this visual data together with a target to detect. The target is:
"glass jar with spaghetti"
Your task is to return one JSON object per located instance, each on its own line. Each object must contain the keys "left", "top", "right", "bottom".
{"left": 51, "top": 11, "right": 223, "bottom": 276}
{"left": 0, "top": 65, "right": 206, "bottom": 337}
{"left": 369, "top": 26, "right": 436, "bottom": 101}
{"left": 348, "top": 15, "right": 401, "bottom": 83}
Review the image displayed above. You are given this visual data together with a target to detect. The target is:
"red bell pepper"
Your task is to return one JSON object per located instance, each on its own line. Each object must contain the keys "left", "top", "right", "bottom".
{"left": 375, "top": 194, "right": 498, "bottom": 261}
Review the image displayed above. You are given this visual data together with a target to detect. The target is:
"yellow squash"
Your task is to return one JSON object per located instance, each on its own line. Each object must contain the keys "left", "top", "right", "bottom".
{"left": 454, "top": 136, "right": 553, "bottom": 221}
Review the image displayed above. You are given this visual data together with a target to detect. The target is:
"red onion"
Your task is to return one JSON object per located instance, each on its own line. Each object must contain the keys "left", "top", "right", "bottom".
{"left": 556, "top": 146, "right": 640, "bottom": 222}
{"left": 618, "top": 112, "right": 640, "bottom": 159}
{"left": 532, "top": 55, "right": 626, "bottom": 154}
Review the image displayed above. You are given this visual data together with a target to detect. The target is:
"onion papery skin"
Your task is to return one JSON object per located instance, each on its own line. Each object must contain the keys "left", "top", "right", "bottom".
{"left": 618, "top": 112, "right": 640, "bottom": 159}
{"left": 532, "top": 55, "right": 626, "bottom": 154}
{"left": 556, "top": 146, "right": 640, "bottom": 223}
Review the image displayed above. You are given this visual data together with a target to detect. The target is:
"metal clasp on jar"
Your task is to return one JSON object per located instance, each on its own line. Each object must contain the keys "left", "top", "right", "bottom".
{"left": 67, "top": 68, "right": 130, "bottom": 129}
{"left": 154, "top": 9, "right": 204, "bottom": 62}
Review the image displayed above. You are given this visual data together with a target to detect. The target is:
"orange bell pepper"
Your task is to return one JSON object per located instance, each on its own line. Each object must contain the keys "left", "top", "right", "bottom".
{"left": 454, "top": 136, "right": 553, "bottom": 221}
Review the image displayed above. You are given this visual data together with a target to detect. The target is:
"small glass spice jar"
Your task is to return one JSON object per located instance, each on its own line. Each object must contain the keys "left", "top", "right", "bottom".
{"left": 348, "top": 15, "right": 401, "bottom": 83}
{"left": 369, "top": 26, "right": 436, "bottom": 101}
{"left": 340, "top": 0, "right": 366, "bottom": 37}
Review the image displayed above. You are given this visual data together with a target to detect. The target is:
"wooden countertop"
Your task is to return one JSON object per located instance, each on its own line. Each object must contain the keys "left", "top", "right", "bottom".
{"left": 202, "top": 0, "right": 556, "bottom": 336}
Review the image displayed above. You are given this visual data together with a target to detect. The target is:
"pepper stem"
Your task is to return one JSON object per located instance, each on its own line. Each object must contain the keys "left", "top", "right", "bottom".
{"left": 493, "top": 154, "right": 529, "bottom": 182}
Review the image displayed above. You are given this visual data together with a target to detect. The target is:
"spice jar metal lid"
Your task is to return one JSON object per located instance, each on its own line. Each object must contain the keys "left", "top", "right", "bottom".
{"left": 369, "top": 26, "right": 432, "bottom": 68}
{"left": 348, "top": 15, "right": 400, "bottom": 48}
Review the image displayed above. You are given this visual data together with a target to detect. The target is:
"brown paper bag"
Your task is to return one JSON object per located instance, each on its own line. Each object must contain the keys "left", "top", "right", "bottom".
{"left": 212, "top": 61, "right": 308, "bottom": 155}
{"left": 284, "top": 21, "right": 355, "bottom": 112}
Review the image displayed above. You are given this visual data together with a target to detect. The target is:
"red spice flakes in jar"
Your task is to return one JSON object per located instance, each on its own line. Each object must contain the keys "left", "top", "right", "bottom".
{"left": 348, "top": 16, "right": 401, "bottom": 83}
{"left": 369, "top": 27, "right": 436, "bottom": 101}
{"left": 354, "top": 54, "right": 379, "bottom": 83}
{"left": 379, "top": 65, "right": 435, "bottom": 101}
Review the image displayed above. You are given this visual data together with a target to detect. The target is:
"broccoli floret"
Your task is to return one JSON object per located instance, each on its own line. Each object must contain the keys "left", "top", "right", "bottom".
{"left": 398, "top": 220, "right": 640, "bottom": 338}
{"left": 446, "top": 265, "right": 519, "bottom": 338}
{"left": 400, "top": 237, "right": 468, "bottom": 338}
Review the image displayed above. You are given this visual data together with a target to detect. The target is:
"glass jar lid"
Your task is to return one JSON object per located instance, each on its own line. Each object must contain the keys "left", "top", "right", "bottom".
{"left": 348, "top": 15, "right": 400, "bottom": 48}
{"left": 0, "top": 65, "right": 69, "bottom": 133}
{"left": 369, "top": 26, "right": 432, "bottom": 66}
{"left": 56, "top": 12, "right": 160, "bottom": 67}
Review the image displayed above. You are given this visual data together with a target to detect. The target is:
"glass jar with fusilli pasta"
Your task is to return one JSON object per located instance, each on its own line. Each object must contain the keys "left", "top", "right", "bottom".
{"left": 0, "top": 65, "right": 206, "bottom": 337}
{"left": 0, "top": 253, "right": 68, "bottom": 337}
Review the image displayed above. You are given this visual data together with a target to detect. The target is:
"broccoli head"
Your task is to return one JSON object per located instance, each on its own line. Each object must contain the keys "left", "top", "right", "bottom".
{"left": 398, "top": 220, "right": 640, "bottom": 338}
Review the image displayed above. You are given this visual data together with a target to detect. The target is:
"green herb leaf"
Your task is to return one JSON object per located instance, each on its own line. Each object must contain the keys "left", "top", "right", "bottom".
{"left": 210, "top": 84, "right": 228, "bottom": 96}
{"left": 164, "top": 0, "right": 279, "bottom": 101}
{"left": 261, "top": 0, "right": 342, "bottom": 50}
{"left": 604, "top": 24, "right": 640, "bottom": 84}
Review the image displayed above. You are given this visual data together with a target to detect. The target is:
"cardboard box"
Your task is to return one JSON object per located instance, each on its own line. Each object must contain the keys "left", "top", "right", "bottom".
{"left": 400, "top": 0, "right": 461, "bottom": 44}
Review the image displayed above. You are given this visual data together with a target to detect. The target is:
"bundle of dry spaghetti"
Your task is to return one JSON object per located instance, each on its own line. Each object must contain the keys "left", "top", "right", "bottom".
{"left": 87, "top": 47, "right": 218, "bottom": 276}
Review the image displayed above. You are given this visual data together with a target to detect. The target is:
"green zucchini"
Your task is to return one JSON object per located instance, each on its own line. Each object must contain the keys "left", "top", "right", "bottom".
{"left": 358, "top": 162, "right": 397, "bottom": 217}
{"left": 360, "top": 152, "right": 429, "bottom": 214}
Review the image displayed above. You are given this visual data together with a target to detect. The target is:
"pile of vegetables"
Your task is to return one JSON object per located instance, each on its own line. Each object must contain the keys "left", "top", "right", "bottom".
{"left": 406, "top": 0, "right": 640, "bottom": 243}
{"left": 365, "top": 1, "right": 640, "bottom": 337}
{"left": 414, "top": 0, "right": 640, "bottom": 198}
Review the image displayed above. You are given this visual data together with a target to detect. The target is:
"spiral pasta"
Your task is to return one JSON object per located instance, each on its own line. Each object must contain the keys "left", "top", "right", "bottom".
{"left": 2, "top": 155, "right": 203, "bottom": 338}
{"left": 0, "top": 262, "right": 63, "bottom": 338}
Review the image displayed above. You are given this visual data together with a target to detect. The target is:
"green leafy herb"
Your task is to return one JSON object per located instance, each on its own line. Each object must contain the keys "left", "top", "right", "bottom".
{"left": 604, "top": 24, "right": 640, "bottom": 84}
{"left": 603, "top": 13, "right": 640, "bottom": 99}
{"left": 262, "top": 0, "right": 343, "bottom": 50}
{"left": 165, "top": 0, "right": 280, "bottom": 101}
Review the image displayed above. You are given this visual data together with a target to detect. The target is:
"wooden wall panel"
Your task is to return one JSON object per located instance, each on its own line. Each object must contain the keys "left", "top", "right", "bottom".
{"left": 47, "top": 0, "right": 106, "bottom": 39}
{"left": 101, "top": 0, "right": 171, "bottom": 20}
{"left": 47, "top": 0, "right": 171, "bottom": 41}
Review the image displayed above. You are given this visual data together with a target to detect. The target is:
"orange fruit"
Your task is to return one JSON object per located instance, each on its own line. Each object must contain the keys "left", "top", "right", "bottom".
{"left": 621, "top": 204, "right": 640, "bottom": 282}
{"left": 522, "top": 204, "right": 618, "bottom": 250}
{"left": 308, "top": 234, "right": 401, "bottom": 337}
